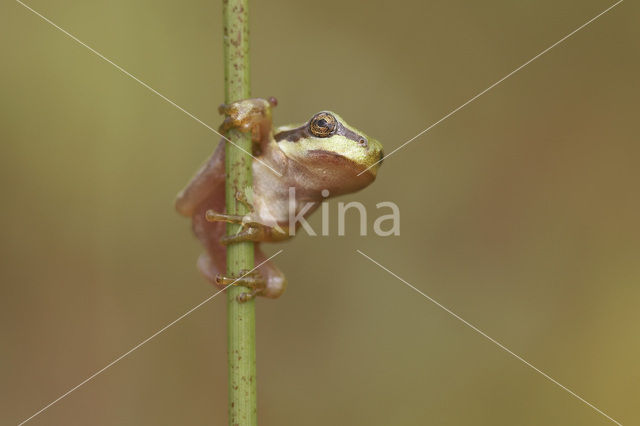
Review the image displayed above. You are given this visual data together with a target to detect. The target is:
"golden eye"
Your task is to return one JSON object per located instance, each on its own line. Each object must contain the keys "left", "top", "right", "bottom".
{"left": 309, "top": 112, "right": 337, "bottom": 137}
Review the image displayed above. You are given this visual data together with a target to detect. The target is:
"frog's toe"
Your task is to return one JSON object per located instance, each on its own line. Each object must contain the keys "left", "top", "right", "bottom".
{"left": 214, "top": 269, "right": 267, "bottom": 303}
{"left": 236, "top": 289, "right": 262, "bottom": 303}
{"left": 215, "top": 269, "right": 263, "bottom": 286}
{"left": 218, "top": 103, "right": 229, "bottom": 115}
{"left": 234, "top": 190, "right": 254, "bottom": 212}
{"left": 205, "top": 210, "right": 245, "bottom": 224}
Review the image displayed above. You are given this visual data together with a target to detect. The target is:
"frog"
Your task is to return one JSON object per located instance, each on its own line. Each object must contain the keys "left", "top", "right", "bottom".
{"left": 175, "top": 97, "right": 384, "bottom": 302}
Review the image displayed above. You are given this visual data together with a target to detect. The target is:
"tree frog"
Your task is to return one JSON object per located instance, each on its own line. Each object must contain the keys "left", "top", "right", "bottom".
{"left": 176, "top": 98, "right": 384, "bottom": 301}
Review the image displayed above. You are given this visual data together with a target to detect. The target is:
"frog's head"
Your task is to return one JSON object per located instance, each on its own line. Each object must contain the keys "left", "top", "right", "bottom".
{"left": 275, "top": 111, "right": 384, "bottom": 194}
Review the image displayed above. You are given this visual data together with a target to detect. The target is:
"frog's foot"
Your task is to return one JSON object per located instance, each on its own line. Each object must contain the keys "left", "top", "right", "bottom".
{"left": 218, "top": 98, "right": 277, "bottom": 144}
{"left": 216, "top": 269, "right": 266, "bottom": 302}
{"left": 197, "top": 250, "right": 287, "bottom": 300}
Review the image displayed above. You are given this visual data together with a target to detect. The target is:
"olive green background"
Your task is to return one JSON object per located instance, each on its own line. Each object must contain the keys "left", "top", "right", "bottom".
{"left": 2, "top": 0, "right": 638, "bottom": 425}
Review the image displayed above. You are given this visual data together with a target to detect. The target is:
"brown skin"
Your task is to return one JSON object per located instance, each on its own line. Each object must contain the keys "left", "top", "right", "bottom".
{"left": 176, "top": 98, "right": 383, "bottom": 300}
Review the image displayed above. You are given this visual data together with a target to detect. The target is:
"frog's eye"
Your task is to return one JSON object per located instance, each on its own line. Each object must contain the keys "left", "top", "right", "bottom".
{"left": 309, "top": 112, "right": 337, "bottom": 137}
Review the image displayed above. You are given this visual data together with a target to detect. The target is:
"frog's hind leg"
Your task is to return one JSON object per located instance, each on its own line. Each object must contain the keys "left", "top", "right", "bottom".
{"left": 221, "top": 247, "right": 287, "bottom": 302}
{"left": 197, "top": 252, "right": 226, "bottom": 291}
{"left": 198, "top": 246, "right": 287, "bottom": 301}
{"left": 254, "top": 246, "right": 287, "bottom": 299}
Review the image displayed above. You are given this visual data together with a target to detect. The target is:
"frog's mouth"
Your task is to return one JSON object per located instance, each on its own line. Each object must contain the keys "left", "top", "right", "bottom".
{"left": 306, "top": 149, "right": 378, "bottom": 179}
{"left": 308, "top": 149, "right": 356, "bottom": 165}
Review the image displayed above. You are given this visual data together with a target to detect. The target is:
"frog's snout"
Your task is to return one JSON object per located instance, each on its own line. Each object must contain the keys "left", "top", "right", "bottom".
{"left": 367, "top": 138, "right": 384, "bottom": 170}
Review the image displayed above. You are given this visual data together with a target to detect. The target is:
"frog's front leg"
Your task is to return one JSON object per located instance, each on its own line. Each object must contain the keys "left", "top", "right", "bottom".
{"left": 204, "top": 211, "right": 262, "bottom": 228}
{"left": 205, "top": 190, "right": 256, "bottom": 225}
{"left": 218, "top": 97, "right": 276, "bottom": 154}
{"left": 205, "top": 211, "right": 287, "bottom": 245}
{"left": 206, "top": 191, "right": 287, "bottom": 245}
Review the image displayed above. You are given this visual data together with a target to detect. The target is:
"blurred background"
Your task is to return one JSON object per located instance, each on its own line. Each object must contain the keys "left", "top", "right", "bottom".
{"left": 1, "top": 0, "right": 638, "bottom": 424}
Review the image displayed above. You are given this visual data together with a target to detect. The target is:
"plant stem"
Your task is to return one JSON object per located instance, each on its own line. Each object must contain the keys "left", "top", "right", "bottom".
{"left": 222, "top": 1, "right": 256, "bottom": 425}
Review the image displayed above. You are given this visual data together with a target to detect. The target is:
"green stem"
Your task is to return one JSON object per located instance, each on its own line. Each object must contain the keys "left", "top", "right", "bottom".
{"left": 222, "top": 1, "right": 256, "bottom": 425}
